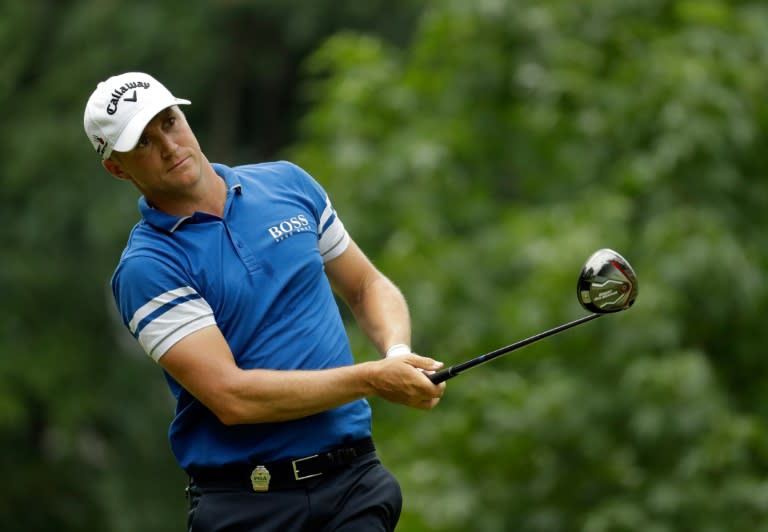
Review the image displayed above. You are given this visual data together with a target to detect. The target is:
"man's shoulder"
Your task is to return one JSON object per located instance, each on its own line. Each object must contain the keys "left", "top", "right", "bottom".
{"left": 226, "top": 160, "right": 312, "bottom": 187}
{"left": 112, "top": 223, "right": 184, "bottom": 291}
{"left": 232, "top": 160, "right": 300, "bottom": 176}
{"left": 117, "top": 221, "right": 173, "bottom": 265}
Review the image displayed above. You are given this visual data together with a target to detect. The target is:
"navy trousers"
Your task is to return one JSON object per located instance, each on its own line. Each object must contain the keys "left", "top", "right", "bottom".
{"left": 186, "top": 454, "right": 402, "bottom": 532}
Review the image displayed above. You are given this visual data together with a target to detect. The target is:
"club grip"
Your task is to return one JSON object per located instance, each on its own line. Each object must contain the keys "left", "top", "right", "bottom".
{"left": 428, "top": 367, "right": 453, "bottom": 384}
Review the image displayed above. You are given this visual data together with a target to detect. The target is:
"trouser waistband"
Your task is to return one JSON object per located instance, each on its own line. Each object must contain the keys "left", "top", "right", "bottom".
{"left": 188, "top": 437, "right": 376, "bottom": 492}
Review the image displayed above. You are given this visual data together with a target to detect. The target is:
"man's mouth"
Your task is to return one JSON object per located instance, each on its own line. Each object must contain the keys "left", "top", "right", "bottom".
{"left": 169, "top": 156, "right": 190, "bottom": 171}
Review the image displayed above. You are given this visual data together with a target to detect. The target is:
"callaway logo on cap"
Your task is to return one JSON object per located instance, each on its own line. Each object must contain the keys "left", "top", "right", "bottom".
{"left": 83, "top": 72, "right": 190, "bottom": 159}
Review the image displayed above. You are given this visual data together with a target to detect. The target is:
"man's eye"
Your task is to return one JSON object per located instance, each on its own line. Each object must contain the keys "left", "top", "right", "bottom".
{"left": 137, "top": 136, "right": 149, "bottom": 147}
{"left": 166, "top": 116, "right": 176, "bottom": 127}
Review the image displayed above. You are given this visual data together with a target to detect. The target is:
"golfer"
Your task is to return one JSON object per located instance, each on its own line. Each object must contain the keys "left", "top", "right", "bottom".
{"left": 84, "top": 72, "right": 446, "bottom": 531}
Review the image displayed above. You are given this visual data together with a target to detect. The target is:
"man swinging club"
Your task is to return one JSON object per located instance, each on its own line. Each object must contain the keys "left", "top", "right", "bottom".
{"left": 83, "top": 71, "right": 446, "bottom": 532}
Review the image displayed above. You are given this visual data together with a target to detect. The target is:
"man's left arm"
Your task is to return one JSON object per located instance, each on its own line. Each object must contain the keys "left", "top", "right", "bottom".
{"left": 325, "top": 239, "right": 412, "bottom": 358}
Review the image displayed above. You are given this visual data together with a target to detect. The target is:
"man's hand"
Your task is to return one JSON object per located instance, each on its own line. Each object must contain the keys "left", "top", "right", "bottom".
{"left": 364, "top": 354, "right": 446, "bottom": 410}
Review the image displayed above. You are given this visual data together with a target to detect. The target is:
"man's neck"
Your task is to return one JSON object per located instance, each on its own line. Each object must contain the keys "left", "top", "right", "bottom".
{"left": 147, "top": 162, "right": 227, "bottom": 218}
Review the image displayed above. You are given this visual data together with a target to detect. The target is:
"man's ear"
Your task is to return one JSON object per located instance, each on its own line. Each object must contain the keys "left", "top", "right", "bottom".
{"left": 102, "top": 158, "right": 131, "bottom": 181}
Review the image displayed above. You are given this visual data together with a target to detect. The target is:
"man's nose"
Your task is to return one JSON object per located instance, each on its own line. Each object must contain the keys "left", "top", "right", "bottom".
{"left": 159, "top": 134, "right": 179, "bottom": 158}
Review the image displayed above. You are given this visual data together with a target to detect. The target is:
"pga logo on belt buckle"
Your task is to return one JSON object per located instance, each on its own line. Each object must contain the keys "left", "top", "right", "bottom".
{"left": 250, "top": 465, "right": 271, "bottom": 492}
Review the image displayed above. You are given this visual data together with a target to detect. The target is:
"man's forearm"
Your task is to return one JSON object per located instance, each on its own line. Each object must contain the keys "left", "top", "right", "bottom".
{"left": 220, "top": 354, "right": 444, "bottom": 425}
{"left": 348, "top": 274, "right": 412, "bottom": 356}
{"left": 220, "top": 364, "right": 375, "bottom": 424}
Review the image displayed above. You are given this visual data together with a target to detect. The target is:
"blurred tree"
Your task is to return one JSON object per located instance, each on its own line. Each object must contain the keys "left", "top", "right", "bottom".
{"left": 4, "top": 0, "right": 768, "bottom": 530}
{"left": 289, "top": 0, "right": 768, "bottom": 530}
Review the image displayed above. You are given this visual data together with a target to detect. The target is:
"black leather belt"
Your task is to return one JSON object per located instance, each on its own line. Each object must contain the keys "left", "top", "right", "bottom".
{"left": 189, "top": 437, "right": 376, "bottom": 492}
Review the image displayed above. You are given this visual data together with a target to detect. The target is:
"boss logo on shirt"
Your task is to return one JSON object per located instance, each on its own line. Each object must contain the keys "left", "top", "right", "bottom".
{"left": 268, "top": 214, "right": 311, "bottom": 242}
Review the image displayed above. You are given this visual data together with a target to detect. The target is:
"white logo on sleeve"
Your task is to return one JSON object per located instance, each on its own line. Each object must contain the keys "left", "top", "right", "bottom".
{"left": 268, "top": 214, "right": 311, "bottom": 242}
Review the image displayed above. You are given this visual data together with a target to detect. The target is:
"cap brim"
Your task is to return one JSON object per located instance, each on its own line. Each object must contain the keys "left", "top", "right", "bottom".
{"left": 112, "top": 97, "right": 191, "bottom": 153}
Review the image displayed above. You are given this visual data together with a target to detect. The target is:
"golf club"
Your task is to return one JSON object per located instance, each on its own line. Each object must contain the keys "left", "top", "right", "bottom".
{"left": 428, "top": 248, "right": 638, "bottom": 384}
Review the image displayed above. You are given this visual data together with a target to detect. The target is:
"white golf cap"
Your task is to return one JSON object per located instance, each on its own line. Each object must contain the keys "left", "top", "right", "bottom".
{"left": 83, "top": 72, "right": 190, "bottom": 159}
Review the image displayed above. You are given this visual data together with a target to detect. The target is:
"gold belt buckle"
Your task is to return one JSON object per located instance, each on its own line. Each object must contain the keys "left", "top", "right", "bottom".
{"left": 292, "top": 454, "right": 323, "bottom": 481}
{"left": 250, "top": 465, "right": 271, "bottom": 492}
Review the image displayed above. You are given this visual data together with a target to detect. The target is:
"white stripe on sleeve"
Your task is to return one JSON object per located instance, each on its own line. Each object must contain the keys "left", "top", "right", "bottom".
{"left": 319, "top": 195, "right": 334, "bottom": 233}
{"left": 129, "top": 288, "right": 217, "bottom": 362}
{"left": 145, "top": 313, "right": 217, "bottom": 361}
{"left": 318, "top": 195, "right": 350, "bottom": 262}
{"left": 128, "top": 286, "right": 198, "bottom": 334}
{"left": 319, "top": 220, "right": 350, "bottom": 262}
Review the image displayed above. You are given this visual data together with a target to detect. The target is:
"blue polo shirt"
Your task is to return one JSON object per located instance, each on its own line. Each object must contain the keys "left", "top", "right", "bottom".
{"left": 111, "top": 161, "right": 372, "bottom": 470}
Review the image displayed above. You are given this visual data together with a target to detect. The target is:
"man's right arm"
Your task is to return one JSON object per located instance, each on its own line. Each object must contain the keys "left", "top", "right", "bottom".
{"left": 158, "top": 325, "right": 445, "bottom": 425}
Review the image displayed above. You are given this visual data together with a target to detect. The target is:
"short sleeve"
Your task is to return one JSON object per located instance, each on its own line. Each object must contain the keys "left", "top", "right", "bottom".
{"left": 287, "top": 162, "right": 350, "bottom": 262}
{"left": 112, "top": 255, "right": 217, "bottom": 361}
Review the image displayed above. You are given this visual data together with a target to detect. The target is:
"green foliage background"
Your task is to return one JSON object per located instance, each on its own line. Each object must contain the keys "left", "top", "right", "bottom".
{"left": 2, "top": 0, "right": 768, "bottom": 530}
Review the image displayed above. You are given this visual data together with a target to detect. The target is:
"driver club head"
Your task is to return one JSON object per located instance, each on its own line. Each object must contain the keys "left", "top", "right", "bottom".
{"left": 577, "top": 249, "right": 638, "bottom": 313}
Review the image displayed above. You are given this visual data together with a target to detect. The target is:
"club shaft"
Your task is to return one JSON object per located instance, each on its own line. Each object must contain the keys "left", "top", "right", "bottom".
{"left": 429, "top": 313, "right": 602, "bottom": 384}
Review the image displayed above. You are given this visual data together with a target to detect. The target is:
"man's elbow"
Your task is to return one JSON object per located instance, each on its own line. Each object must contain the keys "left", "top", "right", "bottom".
{"left": 213, "top": 402, "right": 247, "bottom": 426}
{"left": 213, "top": 402, "right": 286, "bottom": 425}
{"left": 207, "top": 387, "right": 276, "bottom": 425}
{"left": 205, "top": 377, "right": 256, "bottom": 426}
{"left": 200, "top": 372, "right": 296, "bottom": 425}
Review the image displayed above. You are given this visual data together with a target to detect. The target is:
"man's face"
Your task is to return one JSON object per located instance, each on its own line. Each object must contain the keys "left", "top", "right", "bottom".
{"left": 106, "top": 106, "right": 204, "bottom": 197}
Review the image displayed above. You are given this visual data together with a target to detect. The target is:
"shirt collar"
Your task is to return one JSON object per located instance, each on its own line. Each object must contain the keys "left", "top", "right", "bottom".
{"left": 138, "top": 163, "right": 243, "bottom": 233}
{"left": 212, "top": 163, "right": 243, "bottom": 195}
